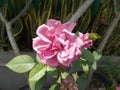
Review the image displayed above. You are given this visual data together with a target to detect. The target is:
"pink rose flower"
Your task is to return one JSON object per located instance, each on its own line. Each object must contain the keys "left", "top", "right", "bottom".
{"left": 116, "top": 86, "right": 120, "bottom": 90}
{"left": 33, "top": 19, "right": 92, "bottom": 69}
{"left": 79, "top": 33, "right": 93, "bottom": 49}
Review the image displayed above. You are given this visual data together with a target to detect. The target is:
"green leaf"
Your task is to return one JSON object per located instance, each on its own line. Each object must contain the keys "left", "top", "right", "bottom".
{"left": 61, "top": 72, "right": 69, "bottom": 79}
{"left": 6, "top": 55, "right": 35, "bottom": 73}
{"left": 35, "top": 75, "right": 46, "bottom": 90}
{"left": 69, "top": 60, "right": 81, "bottom": 74}
{"left": 81, "top": 48, "right": 94, "bottom": 65}
{"left": 47, "top": 66, "right": 58, "bottom": 79}
{"left": 77, "top": 75, "right": 88, "bottom": 90}
{"left": 72, "top": 73, "right": 79, "bottom": 81}
{"left": 93, "top": 51, "right": 102, "bottom": 61}
{"left": 82, "top": 64, "right": 89, "bottom": 74}
{"left": 49, "top": 84, "right": 60, "bottom": 90}
{"left": 92, "top": 61, "right": 97, "bottom": 70}
{"left": 29, "top": 64, "right": 46, "bottom": 90}
{"left": 89, "top": 33, "right": 101, "bottom": 40}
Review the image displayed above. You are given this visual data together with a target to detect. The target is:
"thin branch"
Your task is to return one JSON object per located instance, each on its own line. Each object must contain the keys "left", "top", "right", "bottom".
{"left": 97, "top": 0, "right": 120, "bottom": 52}
{"left": 69, "top": 0, "right": 94, "bottom": 22}
{"left": 9, "top": 0, "right": 32, "bottom": 24}
{"left": 0, "top": 12, "right": 20, "bottom": 55}
{"left": 0, "top": 12, "right": 7, "bottom": 24}
{"left": 7, "top": 23, "right": 20, "bottom": 55}
{"left": 113, "top": 0, "right": 118, "bottom": 16}
{"left": 0, "top": 0, "right": 32, "bottom": 55}
{"left": 97, "top": 14, "right": 120, "bottom": 52}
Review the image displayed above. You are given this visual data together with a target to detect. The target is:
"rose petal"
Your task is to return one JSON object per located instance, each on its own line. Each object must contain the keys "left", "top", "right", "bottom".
{"left": 36, "top": 24, "right": 52, "bottom": 43}
{"left": 69, "top": 44, "right": 75, "bottom": 59}
{"left": 83, "top": 40, "right": 93, "bottom": 49}
{"left": 63, "top": 22, "right": 76, "bottom": 32}
{"left": 33, "top": 37, "right": 51, "bottom": 51}
{"left": 40, "top": 56, "right": 59, "bottom": 68}
{"left": 47, "top": 19, "right": 61, "bottom": 27}
{"left": 63, "top": 29, "right": 76, "bottom": 42}
{"left": 47, "top": 19, "right": 66, "bottom": 34}
{"left": 79, "top": 33, "right": 89, "bottom": 40}
{"left": 41, "top": 49, "right": 57, "bottom": 59}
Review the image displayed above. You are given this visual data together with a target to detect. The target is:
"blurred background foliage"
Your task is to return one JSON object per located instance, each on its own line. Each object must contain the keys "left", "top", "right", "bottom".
{"left": 0, "top": 0, "right": 120, "bottom": 55}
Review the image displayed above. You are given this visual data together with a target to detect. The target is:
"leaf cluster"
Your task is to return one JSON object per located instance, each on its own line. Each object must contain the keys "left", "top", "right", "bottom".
{"left": 5, "top": 48, "right": 102, "bottom": 90}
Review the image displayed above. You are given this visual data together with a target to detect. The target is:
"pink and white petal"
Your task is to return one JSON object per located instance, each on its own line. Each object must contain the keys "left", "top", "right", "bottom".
{"left": 63, "top": 29, "right": 76, "bottom": 42}
{"left": 57, "top": 52, "right": 64, "bottom": 64}
{"left": 47, "top": 19, "right": 61, "bottom": 27}
{"left": 33, "top": 37, "right": 51, "bottom": 51}
{"left": 75, "top": 38, "right": 84, "bottom": 48}
{"left": 59, "top": 33, "right": 66, "bottom": 40}
{"left": 58, "top": 59, "right": 72, "bottom": 70}
{"left": 83, "top": 40, "right": 93, "bottom": 49}
{"left": 69, "top": 44, "right": 76, "bottom": 59}
{"left": 63, "top": 22, "right": 76, "bottom": 32}
{"left": 79, "top": 33, "right": 89, "bottom": 40}
{"left": 52, "top": 37, "right": 63, "bottom": 49}
{"left": 42, "top": 49, "right": 57, "bottom": 59}
{"left": 37, "top": 53, "right": 59, "bottom": 68}
{"left": 74, "top": 48, "right": 81, "bottom": 60}
{"left": 59, "top": 50, "right": 69, "bottom": 61}
{"left": 57, "top": 51, "right": 70, "bottom": 65}
{"left": 59, "top": 63, "right": 69, "bottom": 70}
{"left": 58, "top": 38, "right": 66, "bottom": 46}
{"left": 47, "top": 19, "right": 65, "bottom": 34}
{"left": 36, "top": 24, "right": 49, "bottom": 36}
{"left": 46, "top": 56, "right": 59, "bottom": 68}
{"left": 54, "top": 23, "right": 64, "bottom": 34}
{"left": 36, "top": 24, "right": 52, "bottom": 43}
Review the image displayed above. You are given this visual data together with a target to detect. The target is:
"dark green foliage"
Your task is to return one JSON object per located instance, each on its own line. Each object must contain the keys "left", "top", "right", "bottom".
{"left": 104, "top": 57, "right": 120, "bottom": 82}
{"left": 0, "top": 0, "right": 120, "bottom": 55}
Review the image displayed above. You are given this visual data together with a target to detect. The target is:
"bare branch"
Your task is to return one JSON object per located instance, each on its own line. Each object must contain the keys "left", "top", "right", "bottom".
{"left": 113, "top": 0, "right": 118, "bottom": 16}
{"left": 97, "top": 0, "right": 120, "bottom": 52}
{"left": 97, "top": 14, "right": 120, "bottom": 52}
{"left": 0, "top": 0, "right": 32, "bottom": 55}
{"left": 0, "top": 12, "right": 7, "bottom": 24}
{"left": 0, "top": 12, "right": 20, "bottom": 55}
{"left": 6, "top": 23, "right": 20, "bottom": 55}
{"left": 9, "top": 0, "right": 32, "bottom": 24}
{"left": 69, "top": 0, "right": 94, "bottom": 22}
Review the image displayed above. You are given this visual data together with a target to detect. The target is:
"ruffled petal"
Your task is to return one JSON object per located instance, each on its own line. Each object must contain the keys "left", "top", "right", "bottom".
{"left": 40, "top": 56, "right": 59, "bottom": 68}
{"left": 63, "top": 22, "right": 76, "bottom": 32}
{"left": 47, "top": 19, "right": 61, "bottom": 27}
{"left": 47, "top": 19, "right": 64, "bottom": 34}
{"left": 41, "top": 49, "right": 57, "bottom": 59}
{"left": 33, "top": 37, "right": 51, "bottom": 51}
{"left": 36, "top": 24, "right": 52, "bottom": 43}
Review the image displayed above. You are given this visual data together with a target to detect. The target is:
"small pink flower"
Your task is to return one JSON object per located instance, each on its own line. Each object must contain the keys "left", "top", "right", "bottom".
{"left": 79, "top": 33, "right": 93, "bottom": 49}
{"left": 33, "top": 19, "right": 92, "bottom": 69}
{"left": 116, "top": 86, "right": 120, "bottom": 90}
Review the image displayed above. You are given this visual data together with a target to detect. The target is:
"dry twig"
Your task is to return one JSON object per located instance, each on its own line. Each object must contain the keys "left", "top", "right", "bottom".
{"left": 69, "top": 0, "right": 94, "bottom": 22}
